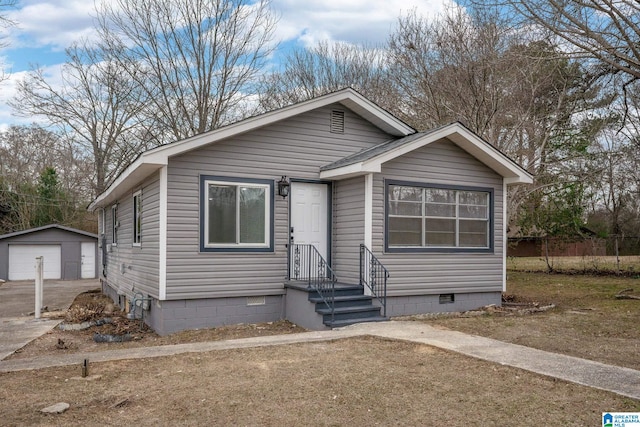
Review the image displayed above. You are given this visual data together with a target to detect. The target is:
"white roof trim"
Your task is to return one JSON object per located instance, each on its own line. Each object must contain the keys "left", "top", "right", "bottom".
{"left": 143, "top": 88, "right": 413, "bottom": 163}
{"left": 320, "top": 123, "right": 533, "bottom": 184}
{"left": 89, "top": 88, "right": 414, "bottom": 210}
{"left": 88, "top": 158, "right": 166, "bottom": 211}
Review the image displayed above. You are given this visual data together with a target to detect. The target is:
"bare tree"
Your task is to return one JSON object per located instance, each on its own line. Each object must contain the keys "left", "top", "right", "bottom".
{"left": 388, "top": 8, "right": 509, "bottom": 134}
{"left": 476, "top": 0, "right": 640, "bottom": 80}
{"left": 11, "top": 42, "right": 147, "bottom": 194}
{"left": 0, "top": 0, "right": 17, "bottom": 85}
{"left": 0, "top": 125, "right": 76, "bottom": 186}
{"left": 388, "top": 8, "right": 594, "bottom": 169}
{"left": 0, "top": 125, "right": 95, "bottom": 233}
{"left": 0, "top": 125, "right": 94, "bottom": 199}
{"left": 587, "top": 122, "right": 640, "bottom": 236}
{"left": 96, "top": 0, "right": 278, "bottom": 144}
{"left": 464, "top": 0, "right": 640, "bottom": 125}
{"left": 387, "top": 7, "right": 601, "bottom": 235}
{"left": 11, "top": 0, "right": 278, "bottom": 197}
{"left": 258, "top": 41, "right": 395, "bottom": 111}
{"left": 0, "top": 0, "right": 14, "bottom": 25}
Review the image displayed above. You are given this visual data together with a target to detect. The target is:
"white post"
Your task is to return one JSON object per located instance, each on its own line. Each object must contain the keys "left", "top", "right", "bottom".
{"left": 35, "top": 256, "right": 43, "bottom": 319}
{"left": 363, "top": 173, "right": 374, "bottom": 296}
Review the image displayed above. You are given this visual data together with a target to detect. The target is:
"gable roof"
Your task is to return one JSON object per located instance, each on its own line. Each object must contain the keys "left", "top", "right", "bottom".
{"left": 88, "top": 88, "right": 415, "bottom": 210}
{"left": 320, "top": 122, "right": 533, "bottom": 184}
{"left": 0, "top": 224, "right": 98, "bottom": 241}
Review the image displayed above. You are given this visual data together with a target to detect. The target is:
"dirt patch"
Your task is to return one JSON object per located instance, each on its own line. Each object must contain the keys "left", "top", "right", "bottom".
{"left": 6, "top": 290, "right": 305, "bottom": 360}
{"left": 422, "top": 271, "right": 640, "bottom": 370}
{"left": 1, "top": 336, "right": 637, "bottom": 426}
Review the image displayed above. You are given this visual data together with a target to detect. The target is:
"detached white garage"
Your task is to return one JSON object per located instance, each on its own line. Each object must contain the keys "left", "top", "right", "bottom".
{"left": 0, "top": 225, "right": 98, "bottom": 281}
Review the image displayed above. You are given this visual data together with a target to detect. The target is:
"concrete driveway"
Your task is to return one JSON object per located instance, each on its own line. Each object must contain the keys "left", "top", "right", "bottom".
{"left": 0, "top": 279, "right": 100, "bottom": 317}
{"left": 0, "top": 279, "right": 100, "bottom": 360}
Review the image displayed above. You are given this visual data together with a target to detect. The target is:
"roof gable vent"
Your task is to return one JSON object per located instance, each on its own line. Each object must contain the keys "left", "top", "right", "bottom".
{"left": 330, "top": 110, "right": 345, "bottom": 134}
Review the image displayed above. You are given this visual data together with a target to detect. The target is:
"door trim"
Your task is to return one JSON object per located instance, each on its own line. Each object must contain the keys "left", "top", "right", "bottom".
{"left": 81, "top": 241, "right": 96, "bottom": 279}
{"left": 288, "top": 179, "right": 332, "bottom": 266}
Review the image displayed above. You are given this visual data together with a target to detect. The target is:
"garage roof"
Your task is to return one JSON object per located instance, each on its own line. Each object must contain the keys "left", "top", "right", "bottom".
{"left": 0, "top": 224, "right": 97, "bottom": 241}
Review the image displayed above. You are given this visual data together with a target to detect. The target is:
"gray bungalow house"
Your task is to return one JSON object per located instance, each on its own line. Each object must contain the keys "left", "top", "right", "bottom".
{"left": 89, "top": 88, "right": 532, "bottom": 334}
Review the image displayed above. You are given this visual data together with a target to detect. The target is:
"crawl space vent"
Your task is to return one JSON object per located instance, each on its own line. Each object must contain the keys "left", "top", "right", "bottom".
{"left": 247, "top": 296, "right": 266, "bottom": 306}
{"left": 330, "top": 110, "right": 345, "bottom": 133}
{"left": 439, "top": 294, "right": 455, "bottom": 304}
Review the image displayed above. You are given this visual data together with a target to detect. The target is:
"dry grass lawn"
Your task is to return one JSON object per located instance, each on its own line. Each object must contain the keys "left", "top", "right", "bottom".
{"left": 1, "top": 336, "right": 638, "bottom": 426}
{"left": 507, "top": 255, "right": 640, "bottom": 274}
{"left": 2, "top": 271, "right": 640, "bottom": 425}
{"left": 425, "top": 271, "right": 640, "bottom": 370}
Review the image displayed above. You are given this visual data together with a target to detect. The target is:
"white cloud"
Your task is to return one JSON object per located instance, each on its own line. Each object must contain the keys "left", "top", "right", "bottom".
{"left": 272, "top": 0, "right": 453, "bottom": 47}
{"left": 0, "top": 64, "right": 64, "bottom": 129}
{"left": 3, "top": 0, "right": 99, "bottom": 50}
{"left": 0, "top": 1, "right": 100, "bottom": 127}
{"left": 0, "top": 0, "right": 455, "bottom": 128}
{"left": 1, "top": 0, "right": 454, "bottom": 53}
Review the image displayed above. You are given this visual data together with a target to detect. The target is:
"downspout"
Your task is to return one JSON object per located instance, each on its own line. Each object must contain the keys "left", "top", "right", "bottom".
{"left": 502, "top": 180, "right": 507, "bottom": 293}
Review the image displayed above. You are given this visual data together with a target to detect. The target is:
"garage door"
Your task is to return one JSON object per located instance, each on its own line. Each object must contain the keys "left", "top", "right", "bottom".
{"left": 8, "top": 245, "right": 62, "bottom": 280}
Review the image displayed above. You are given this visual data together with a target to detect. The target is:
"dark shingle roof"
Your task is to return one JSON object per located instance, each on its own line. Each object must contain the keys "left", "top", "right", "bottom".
{"left": 321, "top": 123, "right": 452, "bottom": 171}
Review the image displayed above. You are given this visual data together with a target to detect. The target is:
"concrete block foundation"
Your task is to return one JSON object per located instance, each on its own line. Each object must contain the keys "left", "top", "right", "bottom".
{"left": 146, "top": 295, "right": 284, "bottom": 335}
{"left": 101, "top": 279, "right": 500, "bottom": 333}
{"left": 386, "top": 291, "right": 501, "bottom": 318}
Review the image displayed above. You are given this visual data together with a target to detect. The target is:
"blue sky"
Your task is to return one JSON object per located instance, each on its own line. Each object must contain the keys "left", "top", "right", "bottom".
{"left": 0, "top": 0, "right": 453, "bottom": 128}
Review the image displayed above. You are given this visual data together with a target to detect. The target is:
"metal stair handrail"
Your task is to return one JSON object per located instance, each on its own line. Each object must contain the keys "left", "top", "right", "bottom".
{"left": 288, "top": 243, "right": 336, "bottom": 324}
{"left": 359, "top": 244, "right": 389, "bottom": 317}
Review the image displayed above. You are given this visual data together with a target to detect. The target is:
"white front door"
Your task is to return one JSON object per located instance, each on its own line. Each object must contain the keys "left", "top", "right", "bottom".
{"left": 290, "top": 182, "right": 330, "bottom": 277}
{"left": 81, "top": 242, "right": 96, "bottom": 279}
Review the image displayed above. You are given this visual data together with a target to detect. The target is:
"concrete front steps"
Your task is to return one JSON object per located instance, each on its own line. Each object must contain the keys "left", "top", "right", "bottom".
{"left": 285, "top": 282, "right": 386, "bottom": 330}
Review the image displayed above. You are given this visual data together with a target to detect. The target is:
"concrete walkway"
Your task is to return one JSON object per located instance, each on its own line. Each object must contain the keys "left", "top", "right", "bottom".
{"left": 0, "top": 279, "right": 99, "bottom": 317}
{"left": 0, "top": 279, "right": 98, "bottom": 360}
{"left": 0, "top": 320, "right": 639, "bottom": 400}
{"left": 0, "top": 317, "right": 62, "bottom": 361}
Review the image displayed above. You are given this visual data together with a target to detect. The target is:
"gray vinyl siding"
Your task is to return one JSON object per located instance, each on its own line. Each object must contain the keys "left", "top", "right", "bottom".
{"left": 375, "top": 138, "right": 504, "bottom": 296}
{"left": 102, "top": 172, "right": 160, "bottom": 298}
{"left": 165, "top": 104, "right": 392, "bottom": 300}
{"left": 332, "top": 176, "right": 365, "bottom": 284}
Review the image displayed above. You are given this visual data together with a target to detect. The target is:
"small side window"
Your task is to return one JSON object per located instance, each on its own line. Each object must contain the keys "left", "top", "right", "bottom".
{"left": 133, "top": 191, "right": 142, "bottom": 246}
{"left": 111, "top": 204, "right": 118, "bottom": 245}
